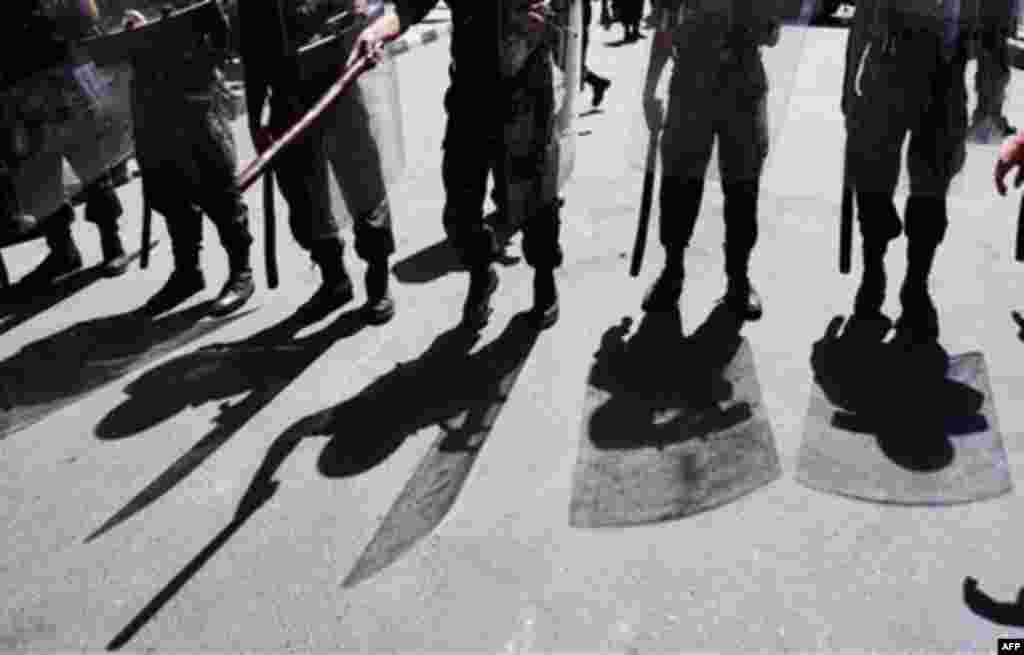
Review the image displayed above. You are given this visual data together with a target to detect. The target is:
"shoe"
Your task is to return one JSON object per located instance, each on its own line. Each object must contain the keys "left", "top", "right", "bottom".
{"left": 298, "top": 276, "right": 355, "bottom": 322}
{"left": 99, "top": 230, "right": 131, "bottom": 277}
{"left": 531, "top": 268, "right": 559, "bottom": 330}
{"left": 363, "top": 260, "right": 395, "bottom": 325}
{"left": 642, "top": 266, "right": 684, "bottom": 313}
{"left": 209, "top": 269, "right": 254, "bottom": 317}
{"left": 138, "top": 268, "right": 206, "bottom": 317}
{"left": 591, "top": 78, "right": 611, "bottom": 108}
{"left": 720, "top": 276, "right": 763, "bottom": 321}
{"left": 853, "top": 267, "right": 886, "bottom": 320}
{"left": 19, "top": 244, "right": 84, "bottom": 289}
{"left": 462, "top": 266, "right": 498, "bottom": 329}
{"left": 893, "top": 285, "right": 939, "bottom": 346}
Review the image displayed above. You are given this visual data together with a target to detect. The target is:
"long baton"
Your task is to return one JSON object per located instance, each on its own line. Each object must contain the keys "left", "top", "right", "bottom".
{"left": 236, "top": 53, "right": 375, "bottom": 193}
{"left": 839, "top": 145, "right": 854, "bottom": 275}
{"left": 1017, "top": 192, "right": 1024, "bottom": 262}
{"left": 630, "top": 126, "right": 660, "bottom": 277}
{"left": 140, "top": 184, "right": 152, "bottom": 269}
{"left": 264, "top": 169, "right": 279, "bottom": 288}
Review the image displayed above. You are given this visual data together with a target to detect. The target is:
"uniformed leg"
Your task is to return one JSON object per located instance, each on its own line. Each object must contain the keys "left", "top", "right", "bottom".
{"left": 272, "top": 99, "right": 354, "bottom": 320}
{"left": 521, "top": 194, "right": 564, "bottom": 329}
{"left": 327, "top": 89, "right": 397, "bottom": 324}
{"left": 643, "top": 76, "right": 714, "bottom": 313}
{"left": 18, "top": 203, "right": 83, "bottom": 289}
{"left": 442, "top": 122, "right": 501, "bottom": 328}
{"left": 970, "top": 27, "right": 1015, "bottom": 141}
{"left": 717, "top": 80, "right": 769, "bottom": 320}
{"left": 581, "top": 1, "right": 611, "bottom": 107}
{"left": 82, "top": 170, "right": 131, "bottom": 277}
{"left": 895, "top": 193, "right": 945, "bottom": 343}
{"left": 192, "top": 105, "right": 254, "bottom": 317}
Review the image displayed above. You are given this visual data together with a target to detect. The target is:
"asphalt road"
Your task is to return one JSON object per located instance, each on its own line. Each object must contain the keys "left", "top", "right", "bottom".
{"left": 3, "top": 12, "right": 1024, "bottom": 652}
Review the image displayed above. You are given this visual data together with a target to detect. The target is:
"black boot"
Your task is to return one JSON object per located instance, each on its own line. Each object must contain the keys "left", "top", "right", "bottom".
{"left": 462, "top": 264, "right": 499, "bottom": 329}
{"left": 586, "top": 72, "right": 611, "bottom": 108}
{"left": 721, "top": 180, "right": 762, "bottom": 320}
{"left": 363, "top": 258, "right": 395, "bottom": 325}
{"left": 642, "top": 254, "right": 684, "bottom": 313}
{"left": 894, "top": 196, "right": 944, "bottom": 345}
{"left": 87, "top": 184, "right": 131, "bottom": 277}
{"left": 19, "top": 205, "right": 83, "bottom": 289}
{"left": 138, "top": 268, "right": 207, "bottom": 317}
{"left": 531, "top": 267, "right": 559, "bottom": 329}
{"left": 210, "top": 207, "right": 255, "bottom": 317}
{"left": 98, "top": 223, "right": 131, "bottom": 277}
{"left": 853, "top": 241, "right": 888, "bottom": 320}
{"left": 299, "top": 237, "right": 354, "bottom": 320}
{"left": 720, "top": 275, "right": 763, "bottom": 321}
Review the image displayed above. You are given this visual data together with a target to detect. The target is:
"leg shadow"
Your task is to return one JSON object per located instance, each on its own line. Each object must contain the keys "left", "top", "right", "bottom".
{"left": 0, "top": 299, "right": 248, "bottom": 440}
{"left": 85, "top": 307, "right": 369, "bottom": 544}
{"left": 392, "top": 224, "right": 520, "bottom": 285}
{"left": 811, "top": 316, "right": 987, "bottom": 473}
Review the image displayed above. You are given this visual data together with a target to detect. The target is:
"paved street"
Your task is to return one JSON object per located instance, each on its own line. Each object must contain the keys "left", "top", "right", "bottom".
{"left": 5, "top": 11, "right": 1024, "bottom": 652}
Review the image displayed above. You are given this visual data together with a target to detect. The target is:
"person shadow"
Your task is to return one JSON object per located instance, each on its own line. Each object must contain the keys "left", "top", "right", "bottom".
{"left": 86, "top": 306, "right": 370, "bottom": 543}
{"left": 0, "top": 300, "right": 248, "bottom": 440}
{"left": 810, "top": 315, "right": 987, "bottom": 473}
{"left": 391, "top": 212, "right": 521, "bottom": 284}
{"left": 963, "top": 576, "right": 1024, "bottom": 627}
{"left": 587, "top": 303, "right": 753, "bottom": 451}
{"left": 105, "top": 314, "right": 543, "bottom": 649}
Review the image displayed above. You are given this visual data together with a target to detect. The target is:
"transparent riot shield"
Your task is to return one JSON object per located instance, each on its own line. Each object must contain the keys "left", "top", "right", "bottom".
{"left": 291, "top": 4, "right": 406, "bottom": 232}
{"left": 628, "top": 0, "right": 810, "bottom": 191}
{"left": 496, "top": 0, "right": 584, "bottom": 231}
{"left": 1, "top": 56, "right": 134, "bottom": 224}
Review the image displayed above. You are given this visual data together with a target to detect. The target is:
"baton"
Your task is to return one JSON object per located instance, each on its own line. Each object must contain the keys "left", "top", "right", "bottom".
{"left": 140, "top": 186, "right": 152, "bottom": 269}
{"left": 630, "top": 126, "right": 660, "bottom": 277}
{"left": 1017, "top": 192, "right": 1024, "bottom": 262}
{"left": 264, "top": 169, "right": 279, "bottom": 288}
{"left": 839, "top": 145, "right": 854, "bottom": 275}
{"left": 236, "top": 53, "right": 376, "bottom": 193}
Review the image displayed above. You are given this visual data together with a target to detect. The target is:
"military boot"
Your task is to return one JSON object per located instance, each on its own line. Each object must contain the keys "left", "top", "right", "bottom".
{"left": 19, "top": 205, "right": 83, "bottom": 289}
{"left": 642, "top": 255, "right": 684, "bottom": 313}
{"left": 893, "top": 196, "right": 943, "bottom": 345}
{"left": 853, "top": 242, "right": 887, "bottom": 320}
{"left": 299, "top": 237, "right": 354, "bottom": 321}
{"left": 86, "top": 183, "right": 130, "bottom": 276}
{"left": 720, "top": 275, "right": 763, "bottom": 321}
{"left": 138, "top": 243, "right": 206, "bottom": 318}
{"left": 209, "top": 208, "right": 255, "bottom": 317}
{"left": 97, "top": 223, "right": 131, "bottom": 277}
{"left": 363, "top": 258, "right": 395, "bottom": 325}
{"left": 462, "top": 264, "right": 499, "bottom": 329}
{"left": 531, "top": 267, "right": 559, "bottom": 329}
{"left": 721, "top": 180, "right": 762, "bottom": 320}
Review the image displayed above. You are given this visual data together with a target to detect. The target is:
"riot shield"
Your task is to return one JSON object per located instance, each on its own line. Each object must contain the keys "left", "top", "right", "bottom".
{"left": 496, "top": 0, "right": 584, "bottom": 231}
{"left": 628, "top": 0, "right": 811, "bottom": 187}
{"left": 293, "top": 7, "right": 406, "bottom": 232}
{"left": 1, "top": 57, "right": 134, "bottom": 224}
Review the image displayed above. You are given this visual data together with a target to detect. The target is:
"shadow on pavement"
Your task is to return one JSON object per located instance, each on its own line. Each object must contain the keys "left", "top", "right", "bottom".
{"left": 86, "top": 306, "right": 370, "bottom": 544}
{"left": 0, "top": 300, "right": 248, "bottom": 440}
{"left": 964, "top": 576, "right": 1024, "bottom": 627}
{"left": 588, "top": 303, "right": 750, "bottom": 451}
{"left": 0, "top": 244, "right": 151, "bottom": 339}
{"left": 106, "top": 313, "right": 541, "bottom": 649}
{"left": 392, "top": 217, "right": 520, "bottom": 284}
{"left": 810, "top": 315, "right": 986, "bottom": 473}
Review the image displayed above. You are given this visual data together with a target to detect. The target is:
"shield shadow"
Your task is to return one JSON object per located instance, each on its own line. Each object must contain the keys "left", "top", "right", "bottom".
{"left": 810, "top": 316, "right": 987, "bottom": 473}
{"left": 587, "top": 304, "right": 751, "bottom": 451}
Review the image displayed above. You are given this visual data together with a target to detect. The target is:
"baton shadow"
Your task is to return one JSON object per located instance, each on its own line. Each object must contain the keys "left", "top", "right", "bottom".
{"left": 0, "top": 243, "right": 152, "bottom": 339}
{"left": 0, "top": 300, "right": 248, "bottom": 440}
{"left": 86, "top": 306, "right": 370, "bottom": 544}
{"left": 810, "top": 315, "right": 987, "bottom": 473}
{"left": 588, "top": 303, "right": 752, "bottom": 451}
{"left": 963, "top": 576, "right": 1024, "bottom": 627}
{"left": 106, "top": 315, "right": 541, "bottom": 648}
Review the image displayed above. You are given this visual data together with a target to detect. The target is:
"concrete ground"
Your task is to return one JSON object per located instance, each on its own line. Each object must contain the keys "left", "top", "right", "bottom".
{"left": 3, "top": 11, "right": 1024, "bottom": 653}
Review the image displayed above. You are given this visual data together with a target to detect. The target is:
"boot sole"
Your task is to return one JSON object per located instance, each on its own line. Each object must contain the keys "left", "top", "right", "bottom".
{"left": 209, "top": 287, "right": 255, "bottom": 317}
{"left": 363, "top": 297, "right": 396, "bottom": 325}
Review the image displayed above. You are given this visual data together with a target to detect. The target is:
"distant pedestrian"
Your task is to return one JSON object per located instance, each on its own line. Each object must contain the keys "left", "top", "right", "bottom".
{"left": 582, "top": 0, "right": 611, "bottom": 107}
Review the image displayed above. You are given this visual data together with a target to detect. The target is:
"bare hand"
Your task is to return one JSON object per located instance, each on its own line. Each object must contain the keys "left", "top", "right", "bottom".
{"left": 995, "top": 134, "right": 1024, "bottom": 196}
{"left": 347, "top": 13, "right": 400, "bottom": 69}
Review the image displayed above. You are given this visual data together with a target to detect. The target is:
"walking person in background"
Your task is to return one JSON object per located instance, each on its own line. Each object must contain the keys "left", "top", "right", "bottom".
{"left": 582, "top": 0, "right": 612, "bottom": 108}
{"left": 967, "top": 3, "right": 1017, "bottom": 143}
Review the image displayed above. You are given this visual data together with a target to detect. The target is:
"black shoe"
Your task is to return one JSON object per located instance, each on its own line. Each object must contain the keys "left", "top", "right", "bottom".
{"left": 531, "top": 268, "right": 559, "bottom": 330}
{"left": 462, "top": 266, "right": 498, "bottom": 329}
{"left": 853, "top": 267, "right": 886, "bottom": 319}
{"left": 209, "top": 269, "right": 254, "bottom": 317}
{"left": 893, "top": 285, "right": 939, "bottom": 346}
{"left": 720, "top": 277, "right": 763, "bottom": 321}
{"left": 591, "top": 77, "right": 611, "bottom": 108}
{"left": 138, "top": 268, "right": 206, "bottom": 317}
{"left": 363, "top": 261, "right": 395, "bottom": 325}
{"left": 100, "top": 231, "right": 131, "bottom": 277}
{"left": 19, "top": 245, "right": 84, "bottom": 289}
{"left": 642, "top": 267, "right": 684, "bottom": 313}
{"left": 298, "top": 276, "right": 355, "bottom": 322}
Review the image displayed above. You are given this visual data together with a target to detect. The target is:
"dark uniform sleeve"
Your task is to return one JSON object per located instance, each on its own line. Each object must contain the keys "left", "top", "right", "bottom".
{"left": 393, "top": 0, "right": 438, "bottom": 31}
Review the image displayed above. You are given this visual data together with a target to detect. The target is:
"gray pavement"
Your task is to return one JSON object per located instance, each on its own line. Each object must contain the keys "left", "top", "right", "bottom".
{"left": 4, "top": 15, "right": 1024, "bottom": 653}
